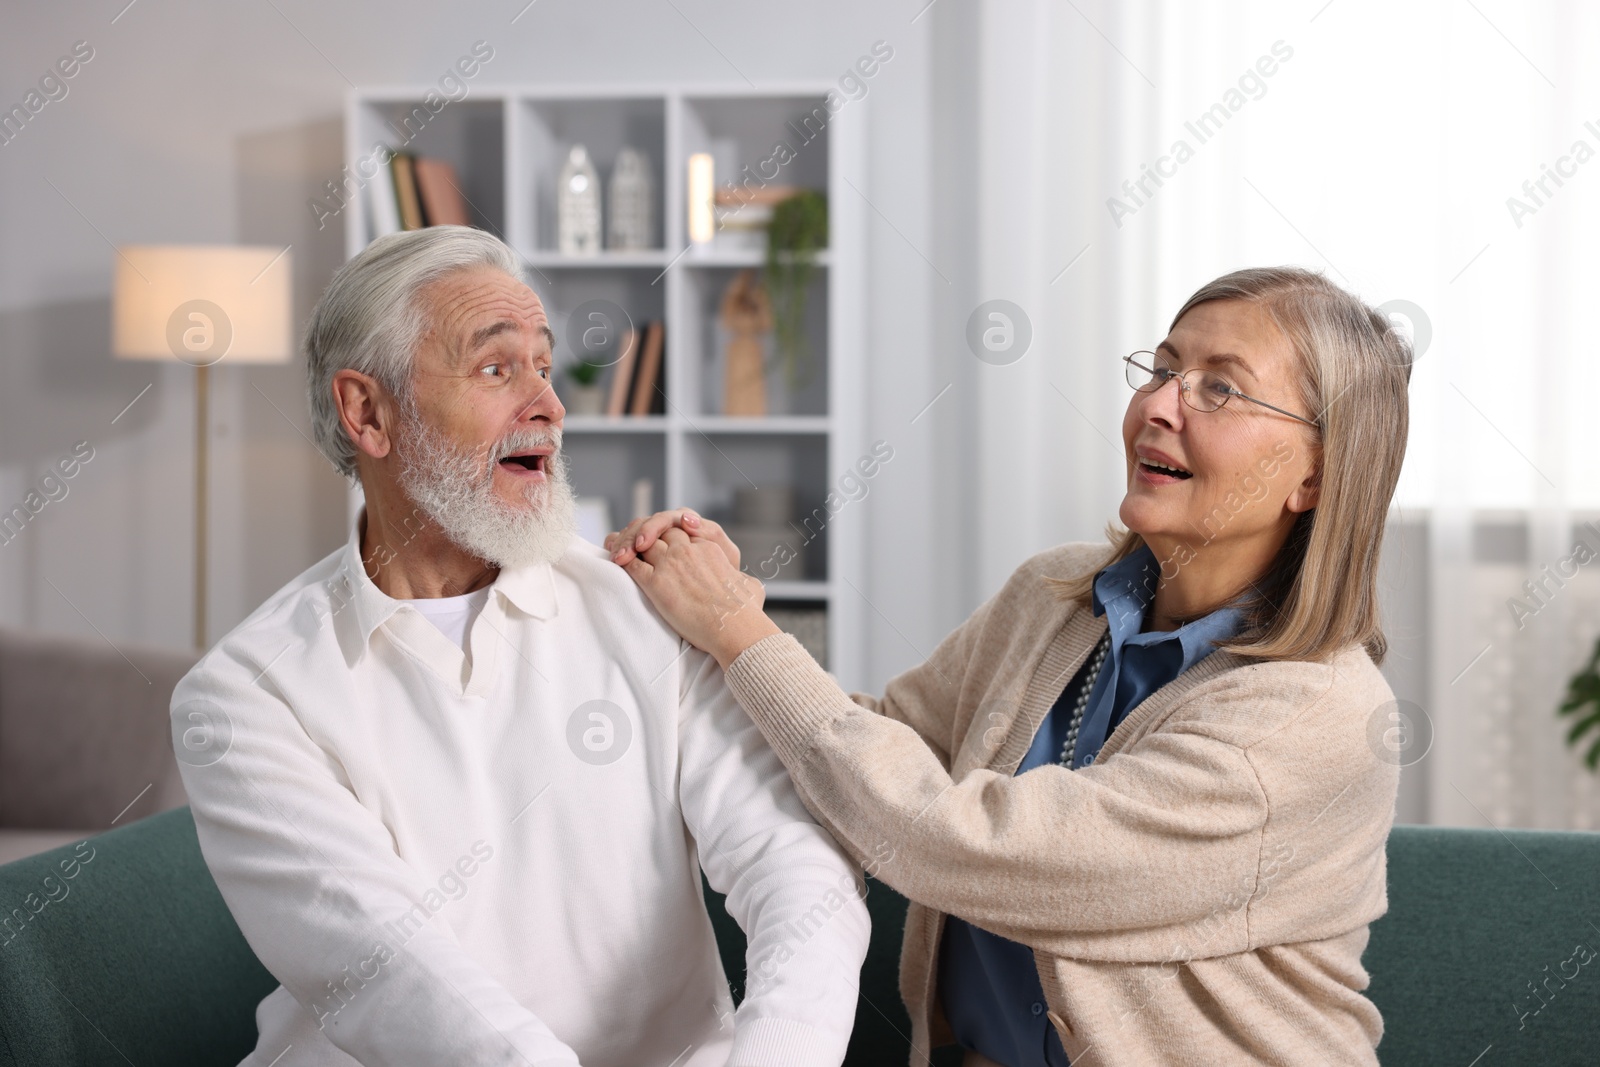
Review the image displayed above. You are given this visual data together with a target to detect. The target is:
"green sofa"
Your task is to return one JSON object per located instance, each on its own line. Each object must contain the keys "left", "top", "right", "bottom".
{"left": 1, "top": 809, "right": 1595, "bottom": 1065}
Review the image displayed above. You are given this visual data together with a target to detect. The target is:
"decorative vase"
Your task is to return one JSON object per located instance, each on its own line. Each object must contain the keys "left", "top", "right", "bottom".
{"left": 558, "top": 144, "right": 601, "bottom": 256}
{"left": 607, "top": 147, "right": 653, "bottom": 251}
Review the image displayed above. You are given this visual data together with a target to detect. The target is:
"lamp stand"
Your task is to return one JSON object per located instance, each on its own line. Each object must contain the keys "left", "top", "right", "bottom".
{"left": 195, "top": 362, "right": 209, "bottom": 650}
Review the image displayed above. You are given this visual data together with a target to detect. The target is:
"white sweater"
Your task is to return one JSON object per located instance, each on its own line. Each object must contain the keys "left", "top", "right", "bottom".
{"left": 172, "top": 523, "right": 869, "bottom": 1067}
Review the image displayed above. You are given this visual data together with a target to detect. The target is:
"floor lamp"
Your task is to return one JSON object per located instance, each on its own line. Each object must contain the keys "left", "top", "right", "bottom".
{"left": 111, "top": 246, "right": 293, "bottom": 650}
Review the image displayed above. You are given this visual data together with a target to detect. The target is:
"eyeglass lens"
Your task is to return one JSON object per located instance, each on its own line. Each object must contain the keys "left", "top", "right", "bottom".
{"left": 1126, "top": 353, "right": 1233, "bottom": 412}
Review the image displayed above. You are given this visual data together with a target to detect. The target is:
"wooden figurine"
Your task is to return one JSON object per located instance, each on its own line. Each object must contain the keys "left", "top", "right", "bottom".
{"left": 720, "top": 269, "right": 772, "bottom": 416}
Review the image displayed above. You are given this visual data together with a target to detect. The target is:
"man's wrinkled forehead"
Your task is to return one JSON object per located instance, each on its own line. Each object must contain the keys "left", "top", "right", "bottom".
{"left": 427, "top": 269, "right": 554, "bottom": 364}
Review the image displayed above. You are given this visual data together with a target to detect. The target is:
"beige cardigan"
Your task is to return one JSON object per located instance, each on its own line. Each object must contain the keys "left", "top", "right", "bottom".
{"left": 722, "top": 542, "right": 1399, "bottom": 1066}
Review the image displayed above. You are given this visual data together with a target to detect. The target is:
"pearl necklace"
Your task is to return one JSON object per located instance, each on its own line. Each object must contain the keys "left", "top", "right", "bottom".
{"left": 1058, "top": 631, "right": 1112, "bottom": 767}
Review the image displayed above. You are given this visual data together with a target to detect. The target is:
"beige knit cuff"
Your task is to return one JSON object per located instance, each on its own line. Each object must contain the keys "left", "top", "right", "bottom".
{"left": 723, "top": 631, "right": 847, "bottom": 762}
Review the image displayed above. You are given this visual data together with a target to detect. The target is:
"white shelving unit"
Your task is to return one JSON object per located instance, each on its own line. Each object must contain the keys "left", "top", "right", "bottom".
{"left": 343, "top": 84, "right": 866, "bottom": 686}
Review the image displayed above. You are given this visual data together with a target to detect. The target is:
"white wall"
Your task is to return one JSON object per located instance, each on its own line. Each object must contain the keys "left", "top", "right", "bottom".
{"left": 1, "top": 0, "right": 971, "bottom": 694}
{"left": 0, "top": 1, "right": 1454, "bottom": 826}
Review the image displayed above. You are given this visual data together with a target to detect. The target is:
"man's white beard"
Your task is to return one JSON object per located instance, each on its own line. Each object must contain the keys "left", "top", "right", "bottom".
{"left": 396, "top": 404, "right": 577, "bottom": 570}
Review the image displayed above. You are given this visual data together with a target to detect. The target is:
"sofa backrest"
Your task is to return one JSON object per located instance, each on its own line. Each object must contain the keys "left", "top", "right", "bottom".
{"left": 0, "top": 808, "right": 273, "bottom": 1066}
{"left": 0, "top": 626, "right": 195, "bottom": 830}
{"left": 0, "top": 807, "right": 922, "bottom": 1067}
{"left": 3, "top": 812, "right": 1597, "bottom": 1066}
{"left": 1366, "top": 824, "right": 1600, "bottom": 1064}
{"left": 705, "top": 873, "right": 916, "bottom": 1064}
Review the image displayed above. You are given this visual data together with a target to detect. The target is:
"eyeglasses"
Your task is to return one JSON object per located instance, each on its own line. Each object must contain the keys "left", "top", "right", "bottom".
{"left": 1123, "top": 351, "right": 1319, "bottom": 429}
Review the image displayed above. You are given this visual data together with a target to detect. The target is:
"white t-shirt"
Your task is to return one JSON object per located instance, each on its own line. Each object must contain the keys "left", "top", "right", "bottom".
{"left": 404, "top": 585, "right": 491, "bottom": 653}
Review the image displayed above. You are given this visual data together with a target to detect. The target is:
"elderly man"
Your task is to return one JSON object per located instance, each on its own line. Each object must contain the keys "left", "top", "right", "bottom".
{"left": 171, "top": 226, "right": 870, "bottom": 1067}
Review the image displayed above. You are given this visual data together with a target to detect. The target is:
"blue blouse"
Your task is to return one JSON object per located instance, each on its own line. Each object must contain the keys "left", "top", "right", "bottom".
{"left": 937, "top": 546, "right": 1245, "bottom": 1066}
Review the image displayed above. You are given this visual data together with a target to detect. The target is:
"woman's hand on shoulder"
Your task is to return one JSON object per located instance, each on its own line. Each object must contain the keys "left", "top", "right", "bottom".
{"left": 605, "top": 512, "right": 778, "bottom": 669}
{"left": 606, "top": 508, "right": 740, "bottom": 569}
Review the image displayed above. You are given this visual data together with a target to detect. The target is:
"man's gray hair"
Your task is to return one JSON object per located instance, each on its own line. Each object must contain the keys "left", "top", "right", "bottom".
{"left": 305, "top": 225, "right": 524, "bottom": 479}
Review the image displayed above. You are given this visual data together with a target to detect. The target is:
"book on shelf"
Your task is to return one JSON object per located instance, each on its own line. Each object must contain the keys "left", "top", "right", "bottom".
{"left": 367, "top": 155, "right": 401, "bottom": 238}
{"left": 628, "top": 321, "right": 665, "bottom": 416}
{"left": 379, "top": 153, "right": 471, "bottom": 237}
{"left": 413, "top": 157, "right": 471, "bottom": 226}
{"left": 390, "top": 154, "right": 425, "bottom": 231}
{"left": 648, "top": 327, "right": 666, "bottom": 416}
{"left": 604, "top": 326, "right": 639, "bottom": 416}
{"left": 713, "top": 183, "right": 800, "bottom": 236}
{"left": 714, "top": 184, "right": 802, "bottom": 207}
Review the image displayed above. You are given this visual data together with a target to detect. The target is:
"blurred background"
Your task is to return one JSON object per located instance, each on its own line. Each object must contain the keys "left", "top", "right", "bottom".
{"left": 1, "top": 0, "right": 1597, "bottom": 832}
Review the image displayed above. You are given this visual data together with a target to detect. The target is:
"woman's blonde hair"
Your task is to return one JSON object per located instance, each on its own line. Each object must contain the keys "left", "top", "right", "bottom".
{"left": 1049, "top": 266, "right": 1412, "bottom": 665}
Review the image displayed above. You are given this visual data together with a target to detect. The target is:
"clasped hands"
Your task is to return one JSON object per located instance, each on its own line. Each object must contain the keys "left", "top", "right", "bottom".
{"left": 606, "top": 509, "right": 781, "bottom": 670}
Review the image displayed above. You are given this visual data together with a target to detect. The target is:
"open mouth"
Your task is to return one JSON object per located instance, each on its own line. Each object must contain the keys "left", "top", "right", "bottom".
{"left": 1138, "top": 458, "right": 1193, "bottom": 480}
{"left": 497, "top": 453, "right": 548, "bottom": 475}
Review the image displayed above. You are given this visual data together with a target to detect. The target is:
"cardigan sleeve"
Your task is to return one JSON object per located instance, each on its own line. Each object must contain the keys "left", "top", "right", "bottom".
{"left": 722, "top": 631, "right": 1275, "bottom": 965}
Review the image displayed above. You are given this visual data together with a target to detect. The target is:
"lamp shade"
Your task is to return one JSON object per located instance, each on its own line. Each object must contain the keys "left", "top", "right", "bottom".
{"left": 112, "top": 245, "right": 292, "bottom": 366}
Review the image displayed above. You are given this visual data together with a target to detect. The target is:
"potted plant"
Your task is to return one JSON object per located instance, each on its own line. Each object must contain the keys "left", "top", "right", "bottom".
{"left": 763, "top": 189, "right": 827, "bottom": 391}
{"left": 562, "top": 359, "right": 607, "bottom": 415}
{"left": 1559, "top": 634, "right": 1600, "bottom": 769}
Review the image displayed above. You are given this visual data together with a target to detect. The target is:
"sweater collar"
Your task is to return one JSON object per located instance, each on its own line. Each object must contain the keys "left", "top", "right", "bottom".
{"left": 334, "top": 508, "right": 560, "bottom": 663}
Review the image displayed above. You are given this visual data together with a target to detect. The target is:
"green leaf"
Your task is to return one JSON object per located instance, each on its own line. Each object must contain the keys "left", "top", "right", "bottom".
{"left": 1559, "top": 633, "right": 1600, "bottom": 773}
{"left": 1565, "top": 712, "right": 1600, "bottom": 745}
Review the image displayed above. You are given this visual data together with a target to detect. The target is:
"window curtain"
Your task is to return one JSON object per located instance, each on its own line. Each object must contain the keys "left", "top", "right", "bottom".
{"left": 965, "top": 0, "right": 1600, "bottom": 827}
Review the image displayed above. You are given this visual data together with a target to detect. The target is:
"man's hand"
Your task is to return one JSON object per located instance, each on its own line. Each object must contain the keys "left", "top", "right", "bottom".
{"left": 606, "top": 508, "right": 740, "bottom": 569}
{"left": 615, "top": 527, "right": 780, "bottom": 670}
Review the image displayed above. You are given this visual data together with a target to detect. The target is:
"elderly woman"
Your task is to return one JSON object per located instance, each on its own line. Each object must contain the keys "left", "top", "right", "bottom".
{"left": 606, "top": 267, "right": 1411, "bottom": 1066}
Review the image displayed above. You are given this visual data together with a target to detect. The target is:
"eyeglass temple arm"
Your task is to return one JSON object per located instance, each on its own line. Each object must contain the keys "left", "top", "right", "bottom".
{"left": 1233, "top": 390, "right": 1320, "bottom": 428}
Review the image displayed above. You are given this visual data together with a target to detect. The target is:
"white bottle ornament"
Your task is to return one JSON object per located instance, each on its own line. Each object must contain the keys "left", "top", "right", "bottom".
{"left": 558, "top": 144, "right": 601, "bottom": 256}
{"left": 608, "top": 147, "right": 653, "bottom": 251}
